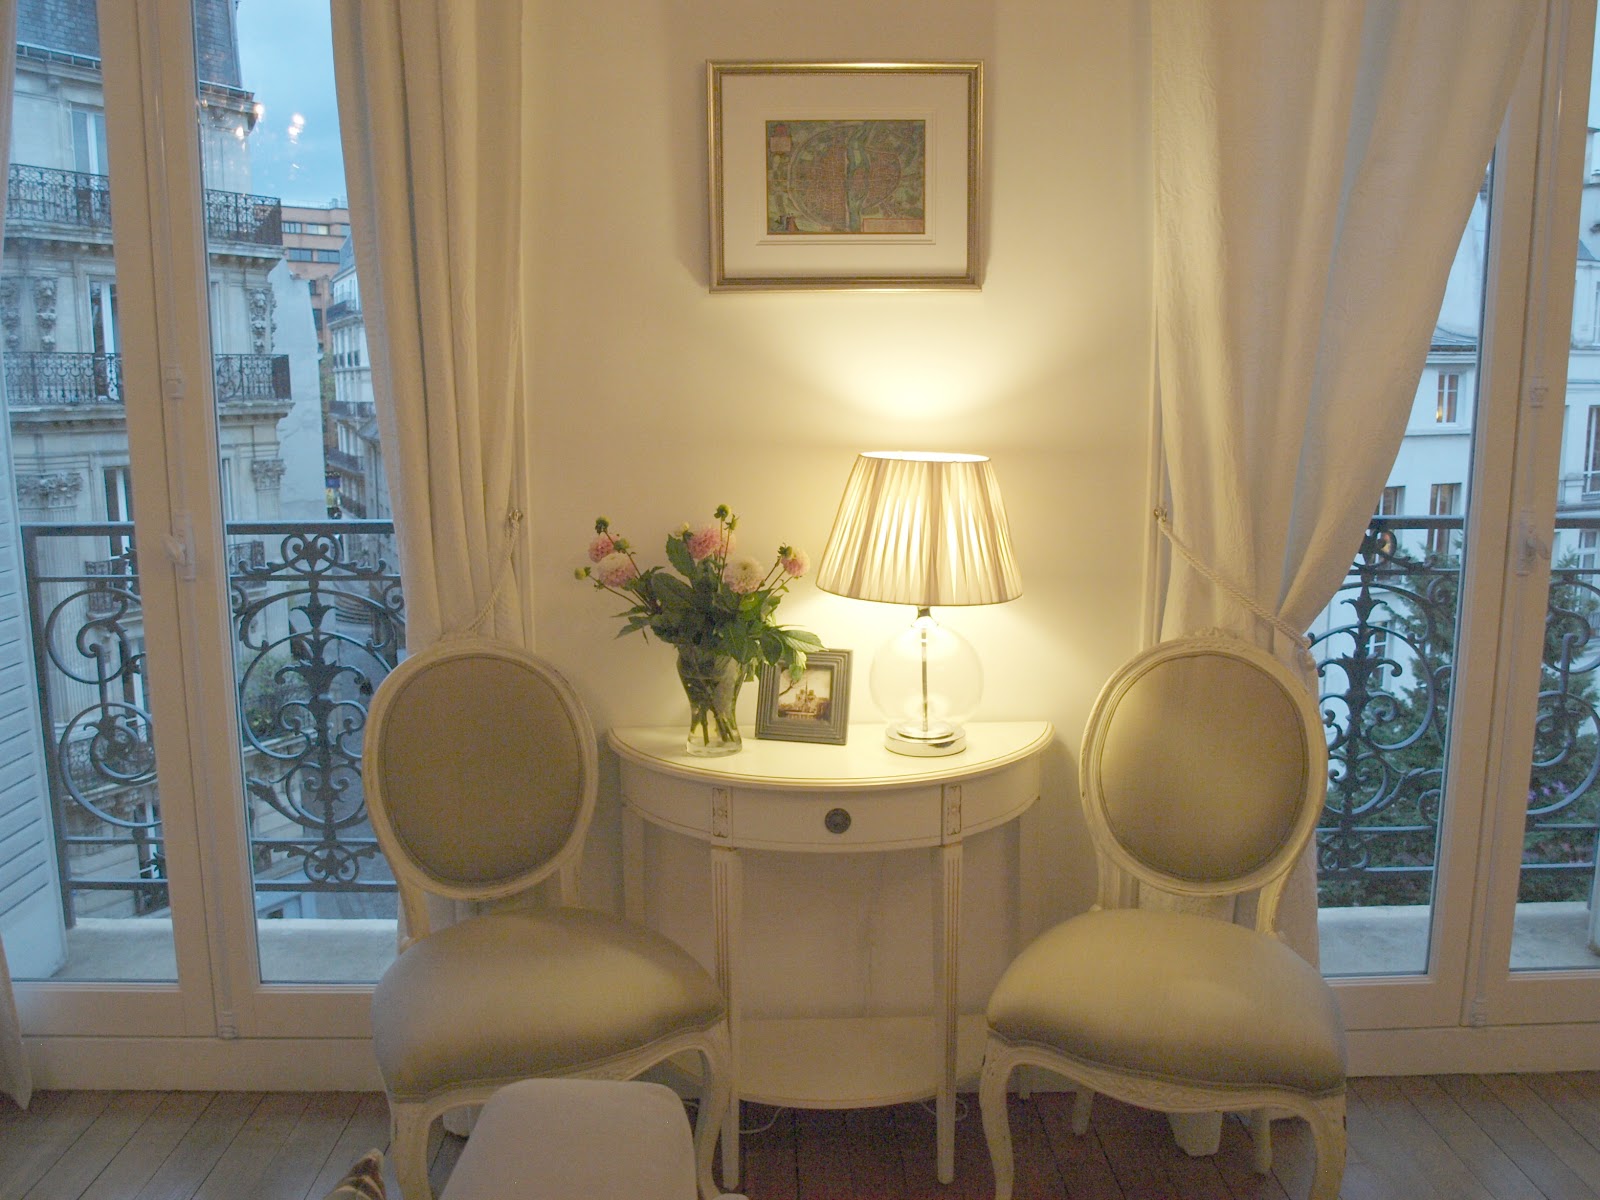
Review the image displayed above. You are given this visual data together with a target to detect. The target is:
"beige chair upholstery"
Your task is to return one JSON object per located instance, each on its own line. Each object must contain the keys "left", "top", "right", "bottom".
{"left": 979, "top": 634, "right": 1347, "bottom": 1200}
{"left": 365, "top": 639, "right": 731, "bottom": 1200}
{"left": 440, "top": 1079, "right": 746, "bottom": 1200}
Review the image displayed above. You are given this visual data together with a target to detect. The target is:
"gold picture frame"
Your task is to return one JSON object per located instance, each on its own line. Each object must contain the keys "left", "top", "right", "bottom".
{"left": 755, "top": 649, "right": 852, "bottom": 745}
{"left": 707, "top": 61, "right": 982, "bottom": 291}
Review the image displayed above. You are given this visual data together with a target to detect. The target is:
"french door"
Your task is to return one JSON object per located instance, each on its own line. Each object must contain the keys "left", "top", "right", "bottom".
{"left": 2, "top": 0, "right": 400, "bottom": 1077}
{"left": 1317, "top": 0, "right": 1600, "bottom": 1061}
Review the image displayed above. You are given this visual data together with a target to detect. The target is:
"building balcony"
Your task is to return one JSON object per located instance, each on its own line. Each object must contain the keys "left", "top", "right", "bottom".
{"left": 18, "top": 519, "right": 404, "bottom": 983}
{"left": 325, "top": 298, "right": 360, "bottom": 323}
{"left": 1314, "top": 514, "right": 1600, "bottom": 973}
{"left": 1, "top": 351, "right": 292, "bottom": 407}
{"left": 2, "top": 350, "right": 122, "bottom": 406}
{"left": 325, "top": 446, "right": 362, "bottom": 473}
{"left": 6, "top": 164, "right": 282, "bottom": 248}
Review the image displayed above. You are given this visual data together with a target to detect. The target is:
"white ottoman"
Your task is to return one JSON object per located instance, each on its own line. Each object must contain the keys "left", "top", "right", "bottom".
{"left": 439, "top": 1078, "right": 744, "bottom": 1200}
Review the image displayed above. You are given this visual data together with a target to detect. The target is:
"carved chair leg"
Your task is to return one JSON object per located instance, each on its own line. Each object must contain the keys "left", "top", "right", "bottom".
{"left": 1071, "top": 1088, "right": 1095, "bottom": 1135}
{"left": 1249, "top": 1106, "right": 1273, "bottom": 1174}
{"left": 1303, "top": 1092, "right": 1348, "bottom": 1200}
{"left": 389, "top": 1102, "right": 434, "bottom": 1200}
{"left": 978, "top": 1048, "right": 1017, "bottom": 1200}
{"left": 694, "top": 1044, "right": 732, "bottom": 1200}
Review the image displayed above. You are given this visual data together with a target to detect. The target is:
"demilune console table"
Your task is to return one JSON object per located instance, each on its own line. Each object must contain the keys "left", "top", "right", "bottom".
{"left": 609, "top": 721, "right": 1053, "bottom": 1189}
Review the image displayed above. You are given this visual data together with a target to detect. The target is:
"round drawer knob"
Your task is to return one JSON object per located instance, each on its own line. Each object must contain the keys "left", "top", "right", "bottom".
{"left": 824, "top": 807, "right": 852, "bottom": 835}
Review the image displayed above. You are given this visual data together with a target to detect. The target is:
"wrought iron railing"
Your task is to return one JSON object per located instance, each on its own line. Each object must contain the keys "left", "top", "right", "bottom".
{"left": 7, "top": 165, "right": 112, "bottom": 230}
{"left": 213, "top": 353, "right": 291, "bottom": 404}
{"left": 1312, "top": 514, "right": 1600, "bottom": 907}
{"left": 7, "top": 165, "right": 282, "bottom": 247}
{"left": 22, "top": 520, "right": 403, "bottom": 924}
{"left": 5, "top": 352, "right": 288, "bottom": 407}
{"left": 4, "top": 352, "right": 121, "bottom": 406}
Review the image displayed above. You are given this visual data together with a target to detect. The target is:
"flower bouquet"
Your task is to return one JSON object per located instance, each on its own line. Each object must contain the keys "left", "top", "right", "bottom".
{"left": 579, "top": 505, "right": 823, "bottom": 755}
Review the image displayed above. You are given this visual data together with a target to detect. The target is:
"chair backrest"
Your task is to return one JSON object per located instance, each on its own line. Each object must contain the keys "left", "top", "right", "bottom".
{"left": 363, "top": 637, "right": 597, "bottom": 939}
{"left": 1079, "top": 633, "right": 1326, "bottom": 931}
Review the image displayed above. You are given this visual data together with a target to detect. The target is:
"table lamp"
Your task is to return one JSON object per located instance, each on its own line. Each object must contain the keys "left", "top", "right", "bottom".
{"left": 816, "top": 451, "right": 1021, "bottom": 755}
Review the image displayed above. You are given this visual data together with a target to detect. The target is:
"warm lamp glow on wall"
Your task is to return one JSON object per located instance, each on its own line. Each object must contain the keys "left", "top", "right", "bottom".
{"left": 817, "top": 451, "right": 1022, "bottom": 756}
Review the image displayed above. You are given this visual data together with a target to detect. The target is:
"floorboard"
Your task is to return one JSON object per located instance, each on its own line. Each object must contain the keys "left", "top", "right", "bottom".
{"left": 4, "top": 1075, "right": 1600, "bottom": 1199}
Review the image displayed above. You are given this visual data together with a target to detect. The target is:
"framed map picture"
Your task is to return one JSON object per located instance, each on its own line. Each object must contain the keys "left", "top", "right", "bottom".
{"left": 707, "top": 62, "right": 982, "bottom": 290}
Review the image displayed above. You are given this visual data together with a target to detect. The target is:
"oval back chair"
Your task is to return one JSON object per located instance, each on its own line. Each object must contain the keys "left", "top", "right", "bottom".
{"left": 979, "top": 634, "right": 1346, "bottom": 1200}
{"left": 364, "top": 638, "right": 730, "bottom": 1200}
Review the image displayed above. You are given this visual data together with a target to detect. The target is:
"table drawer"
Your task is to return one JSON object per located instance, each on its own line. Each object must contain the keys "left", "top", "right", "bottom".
{"left": 730, "top": 786, "right": 943, "bottom": 849}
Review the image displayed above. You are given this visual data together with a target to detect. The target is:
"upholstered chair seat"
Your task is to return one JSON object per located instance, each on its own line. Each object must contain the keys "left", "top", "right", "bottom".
{"left": 373, "top": 908, "right": 726, "bottom": 1102}
{"left": 363, "top": 639, "right": 731, "bottom": 1200}
{"left": 979, "top": 634, "right": 1347, "bottom": 1200}
{"left": 987, "top": 907, "right": 1345, "bottom": 1096}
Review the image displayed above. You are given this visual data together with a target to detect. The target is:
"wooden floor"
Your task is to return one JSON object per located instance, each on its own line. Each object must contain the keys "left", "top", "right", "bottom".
{"left": 4, "top": 1075, "right": 1600, "bottom": 1198}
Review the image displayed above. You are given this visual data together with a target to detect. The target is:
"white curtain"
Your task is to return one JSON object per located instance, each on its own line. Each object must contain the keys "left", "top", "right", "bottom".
{"left": 330, "top": 0, "right": 534, "bottom": 652}
{"left": 0, "top": 0, "right": 30, "bottom": 1111}
{"left": 1152, "top": 0, "right": 1539, "bottom": 959}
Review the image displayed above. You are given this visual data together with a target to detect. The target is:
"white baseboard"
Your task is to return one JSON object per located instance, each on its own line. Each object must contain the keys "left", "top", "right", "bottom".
{"left": 24, "top": 1035, "right": 384, "bottom": 1091}
{"left": 23, "top": 1022, "right": 1600, "bottom": 1094}
{"left": 1346, "top": 1023, "right": 1600, "bottom": 1075}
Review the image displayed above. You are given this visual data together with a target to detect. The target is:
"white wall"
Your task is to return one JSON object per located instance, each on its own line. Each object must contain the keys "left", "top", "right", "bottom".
{"left": 527, "top": 0, "right": 1153, "bottom": 1018}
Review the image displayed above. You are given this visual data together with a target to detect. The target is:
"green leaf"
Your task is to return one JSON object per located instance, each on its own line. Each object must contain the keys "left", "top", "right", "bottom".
{"left": 665, "top": 536, "right": 694, "bottom": 577}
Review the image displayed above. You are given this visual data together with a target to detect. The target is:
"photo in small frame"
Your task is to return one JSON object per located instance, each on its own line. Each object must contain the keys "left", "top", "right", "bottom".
{"left": 756, "top": 648, "right": 852, "bottom": 744}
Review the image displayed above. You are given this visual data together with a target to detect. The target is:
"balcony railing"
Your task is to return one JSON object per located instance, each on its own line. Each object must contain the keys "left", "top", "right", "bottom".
{"left": 2, "top": 352, "right": 289, "bottom": 407}
{"left": 21, "top": 520, "right": 404, "bottom": 923}
{"left": 3, "top": 352, "right": 121, "bottom": 406}
{"left": 1313, "top": 515, "right": 1600, "bottom": 908}
{"left": 213, "top": 353, "right": 292, "bottom": 404}
{"left": 6, "top": 164, "right": 282, "bottom": 247}
{"left": 19, "top": 512, "right": 1596, "bottom": 923}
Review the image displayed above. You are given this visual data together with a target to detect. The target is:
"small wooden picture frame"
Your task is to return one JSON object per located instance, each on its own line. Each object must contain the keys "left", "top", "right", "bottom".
{"left": 756, "top": 649, "right": 851, "bottom": 744}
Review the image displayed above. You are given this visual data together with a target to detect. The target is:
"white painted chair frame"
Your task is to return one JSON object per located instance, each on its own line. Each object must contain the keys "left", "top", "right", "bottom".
{"left": 364, "top": 638, "right": 732, "bottom": 1200}
{"left": 978, "top": 633, "right": 1345, "bottom": 1200}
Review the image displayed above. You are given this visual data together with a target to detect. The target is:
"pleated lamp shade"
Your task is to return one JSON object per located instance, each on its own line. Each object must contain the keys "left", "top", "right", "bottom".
{"left": 817, "top": 451, "right": 1022, "bottom": 607}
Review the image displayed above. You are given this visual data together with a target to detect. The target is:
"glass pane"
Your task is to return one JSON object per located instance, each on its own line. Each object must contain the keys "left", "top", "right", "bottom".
{"left": 1509, "top": 34, "right": 1600, "bottom": 973}
{"left": 1310, "top": 176, "right": 1490, "bottom": 977}
{"left": 193, "top": 0, "right": 402, "bottom": 983}
{"left": 1, "top": 1, "right": 176, "bottom": 981}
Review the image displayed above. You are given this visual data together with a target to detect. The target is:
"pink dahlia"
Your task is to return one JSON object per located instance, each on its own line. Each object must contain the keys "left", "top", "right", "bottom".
{"left": 686, "top": 522, "right": 731, "bottom": 563}
{"left": 587, "top": 532, "right": 617, "bottom": 562}
{"left": 780, "top": 547, "right": 809, "bottom": 577}
{"left": 595, "top": 551, "right": 638, "bottom": 588}
{"left": 724, "top": 556, "right": 765, "bottom": 594}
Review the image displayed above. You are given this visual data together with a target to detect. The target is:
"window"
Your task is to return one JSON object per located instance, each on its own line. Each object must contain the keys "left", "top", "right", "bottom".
{"left": 1378, "top": 485, "right": 1405, "bottom": 515}
{"left": 71, "top": 107, "right": 108, "bottom": 175}
{"left": 314, "top": 249, "right": 341, "bottom": 262}
{"left": 302, "top": 221, "right": 330, "bottom": 234}
{"left": 1427, "top": 481, "right": 1461, "bottom": 557}
{"left": 1585, "top": 406, "right": 1600, "bottom": 495}
{"left": 282, "top": 220, "right": 302, "bottom": 233}
{"left": 1436, "top": 372, "right": 1461, "bottom": 423}
{"left": 1579, "top": 528, "right": 1600, "bottom": 572}
{"left": 285, "top": 247, "right": 313, "bottom": 261}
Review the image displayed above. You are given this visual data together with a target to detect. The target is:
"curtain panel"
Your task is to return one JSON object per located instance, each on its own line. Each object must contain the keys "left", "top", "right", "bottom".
{"left": 330, "top": 0, "right": 534, "bottom": 652}
{"left": 0, "top": 0, "right": 31, "bottom": 1111}
{"left": 1152, "top": 0, "right": 1539, "bottom": 959}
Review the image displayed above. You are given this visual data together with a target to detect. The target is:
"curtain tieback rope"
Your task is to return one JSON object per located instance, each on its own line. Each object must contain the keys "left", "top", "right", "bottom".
{"left": 444, "top": 506, "right": 524, "bottom": 641}
{"left": 1153, "top": 507, "right": 1316, "bottom": 676}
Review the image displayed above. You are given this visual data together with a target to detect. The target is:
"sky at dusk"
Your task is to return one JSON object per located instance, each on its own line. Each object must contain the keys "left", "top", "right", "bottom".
{"left": 235, "top": 0, "right": 346, "bottom": 209}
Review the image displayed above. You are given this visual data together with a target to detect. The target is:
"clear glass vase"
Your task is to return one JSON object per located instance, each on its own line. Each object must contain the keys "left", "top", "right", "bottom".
{"left": 677, "top": 646, "right": 743, "bottom": 756}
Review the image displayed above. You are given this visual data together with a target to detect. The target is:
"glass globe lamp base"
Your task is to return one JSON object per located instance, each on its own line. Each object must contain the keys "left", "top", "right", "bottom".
{"left": 884, "top": 723, "right": 968, "bottom": 757}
